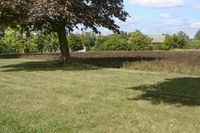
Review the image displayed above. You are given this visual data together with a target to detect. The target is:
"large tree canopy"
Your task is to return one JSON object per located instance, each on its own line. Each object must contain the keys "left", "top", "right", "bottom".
{"left": 0, "top": 0, "right": 128, "bottom": 61}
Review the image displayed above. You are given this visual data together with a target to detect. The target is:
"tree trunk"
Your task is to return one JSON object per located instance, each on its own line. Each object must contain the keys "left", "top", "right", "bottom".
{"left": 56, "top": 25, "right": 70, "bottom": 62}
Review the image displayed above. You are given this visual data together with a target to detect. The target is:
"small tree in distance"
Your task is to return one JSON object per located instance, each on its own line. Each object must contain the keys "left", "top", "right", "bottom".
{"left": 162, "top": 35, "right": 174, "bottom": 50}
{"left": 194, "top": 29, "right": 200, "bottom": 40}
{"left": 127, "top": 31, "right": 152, "bottom": 50}
{"left": 0, "top": 0, "right": 128, "bottom": 62}
{"left": 68, "top": 34, "right": 82, "bottom": 52}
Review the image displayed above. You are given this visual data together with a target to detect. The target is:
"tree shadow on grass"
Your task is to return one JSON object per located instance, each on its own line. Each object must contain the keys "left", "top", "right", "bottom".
{"left": 0, "top": 56, "right": 159, "bottom": 72}
{"left": 126, "top": 77, "right": 200, "bottom": 106}
{"left": 0, "top": 60, "right": 100, "bottom": 72}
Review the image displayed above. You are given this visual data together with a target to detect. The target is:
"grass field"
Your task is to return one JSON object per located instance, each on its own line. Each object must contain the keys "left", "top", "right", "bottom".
{"left": 0, "top": 59, "right": 200, "bottom": 133}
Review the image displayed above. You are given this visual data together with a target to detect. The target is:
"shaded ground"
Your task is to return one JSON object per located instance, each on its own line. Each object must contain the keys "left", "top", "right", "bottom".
{"left": 127, "top": 77, "right": 200, "bottom": 106}
{"left": 0, "top": 60, "right": 99, "bottom": 72}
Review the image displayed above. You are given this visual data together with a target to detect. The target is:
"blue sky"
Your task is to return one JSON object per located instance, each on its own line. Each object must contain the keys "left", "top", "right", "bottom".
{"left": 103, "top": 0, "right": 200, "bottom": 38}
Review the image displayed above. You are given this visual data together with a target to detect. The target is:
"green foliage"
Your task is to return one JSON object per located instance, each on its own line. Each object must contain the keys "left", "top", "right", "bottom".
{"left": 194, "top": 29, "right": 200, "bottom": 40}
{"left": 34, "top": 33, "right": 59, "bottom": 53}
{"left": 149, "top": 44, "right": 161, "bottom": 50}
{"left": 177, "top": 31, "right": 190, "bottom": 42}
{"left": 162, "top": 36, "right": 174, "bottom": 50}
{"left": 102, "top": 34, "right": 128, "bottom": 51}
{"left": 0, "top": 27, "right": 198, "bottom": 54}
{"left": 92, "top": 34, "right": 129, "bottom": 51}
{"left": 0, "top": 26, "right": 5, "bottom": 38}
{"left": 80, "top": 32, "right": 96, "bottom": 50}
{"left": 0, "top": 27, "right": 60, "bottom": 54}
{"left": 0, "top": 27, "right": 37, "bottom": 53}
{"left": 162, "top": 33, "right": 188, "bottom": 50}
{"left": 92, "top": 35, "right": 108, "bottom": 51}
{"left": 127, "top": 31, "right": 152, "bottom": 50}
{"left": 68, "top": 34, "right": 83, "bottom": 51}
{"left": 172, "top": 34, "right": 187, "bottom": 48}
{"left": 187, "top": 40, "right": 200, "bottom": 49}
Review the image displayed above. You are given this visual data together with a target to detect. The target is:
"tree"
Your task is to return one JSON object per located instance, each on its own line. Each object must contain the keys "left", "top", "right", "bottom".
{"left": 177, "top": 31, "right": 190, "bottom": 42}
{"left": 80, "top": 32, "right": 96, "bottom": 50}
{"left": 127, "top": 31, "right": 152, "bottom": 50}
{"left": 102, "top": 34, "right": 128, "bottom": 51}
{"left": 162, "top": 33, "right": 187, "bottom": 50}
{"left": 92, "top": 33, "right": 129, "bottom": 51}
{"left": 0, "top": 27, "right": 37, "bottom": 53}
{"left": 187, "top": 40, "right": 200, "bottom": 49}
{"left": 162, "top": 35, "right": 174, "bottom": 50}
{"left": 0, "top": 0, "right": 128, "bottom": 61}
{"left": 172, "top": 34, "right": 187, "bottom": 49}
{"left": 34, "top": 33, "right": 59, "bottom": 53}
{"left": 194, "top": 29, "right": 200, "bottom": 40}
{"left": 92, "top": 35, "right": 108, "bottom": 51}
{"left": 68, "top": 34, "right": 82, "bottom": 51}
{"left": 0, "top": 26, "right": 5, "bottom": 38}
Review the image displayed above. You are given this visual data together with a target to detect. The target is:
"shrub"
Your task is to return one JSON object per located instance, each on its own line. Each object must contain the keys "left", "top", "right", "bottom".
{"left": 150, "top": 44, "right": 161, "bottom": 50}
{"left": 194, "top": 29, "right": 200, "bottom": 40}
{"left": 92, "top": 34, "right": 129, "bottom": 51}
{"left": 102, "top": 34, "right": 128, "bottom": 51}
{"left": 127, "top": 31, "right": 152, "bottom": 50}
{"left": 80, "top": 32, "right": 96, "bottom": 50}
{"left": 187, "top": 40, "right": 200, "bottom": 49}
{"left": 92, "top": 35, "right": 108, "bottom": 51}
{"left": 162, "top": 35, "right": 174, "bottom": 50}
{"left": 162, "top": 34, "right": 187, "bottom": 50}
{"left": 172, "top": 34, "right": 187, "bottom": 49}
{"left": 68, "top": 34, "right": 83, "bottom": 51}
{"left": 0, "top": 27, "right": 37, "bottom": 53}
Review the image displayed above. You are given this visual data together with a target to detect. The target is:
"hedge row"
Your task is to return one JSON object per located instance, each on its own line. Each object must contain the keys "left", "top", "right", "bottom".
{"left": 1, "top": 51, "right": 200, "bottom": 68}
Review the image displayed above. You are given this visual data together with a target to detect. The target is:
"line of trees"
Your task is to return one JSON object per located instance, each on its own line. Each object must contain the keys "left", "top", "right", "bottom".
{"left": 1, "top": 27, "right": 200, "bottom": 54}
{"left": 161, "top": 30, "right": 200, "bottom": 50}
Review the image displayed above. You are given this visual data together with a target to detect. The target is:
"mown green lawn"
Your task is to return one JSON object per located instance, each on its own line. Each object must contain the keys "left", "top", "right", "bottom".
{"left": 0, "top": 59, "right": 200, "bottom": 133}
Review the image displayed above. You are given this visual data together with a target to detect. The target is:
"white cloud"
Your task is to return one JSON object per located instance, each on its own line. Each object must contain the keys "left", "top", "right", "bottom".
{"left": 113, "top": 16, "right": 137, "bottom": 33}
{"left": 191, "top": 22, "right": 200, "bottom": 28}
{"left": 128, "top": 0, "right": 184, "bottom": 8}
{"left": 158, "top": 13, "right": 178, "bottom": 19}
{"left": 139, "top": 16, "right": 200, "bottom": 38}
{"left": 114, "top": 16, "right": 134, "bottom": 24}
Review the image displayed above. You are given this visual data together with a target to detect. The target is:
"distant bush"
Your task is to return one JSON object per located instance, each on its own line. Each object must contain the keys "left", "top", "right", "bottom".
{"left": 172, "top": 34, "right": 187, "bottom": 49}
{"left": 91, "top": 35, "right": 107, "bottom": 51}
{"left": 194, "top": 29, "right": 200, "bottom": 40}
{"left": 80, "top": 32, "right": 96, "bottom": 50}
{"left": 102, "top": 34, "right": 128, "bottom": 51}
{"left": 0, "top": 27, "right": 37, "bottom": 54}
{"left": 0, "top": 27, "right": 60, "bottom": 54}
{"left": 162, "top": 33, "right": 188, "bottom": 50}
{"left": 150, "top": 44, "right": 162, "bottom": 50}
{"left": 187, "top": 40, "right": 200, "bottom": 49}
{"left": 34, "top": 33, "right": 59, "bottom": 53}
{"left": 92, "top": 34, "right": 129, "bottom": 51}
{"left": 68, "top": 34, "right": 83, "bottom": 51}
{"left": 127, "top": 31, "right": 152, "bottom": 51}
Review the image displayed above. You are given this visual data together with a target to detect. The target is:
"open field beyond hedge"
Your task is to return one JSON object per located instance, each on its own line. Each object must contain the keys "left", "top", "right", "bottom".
{"left": 0, "top": 58, "right": 200, "bottom": 133}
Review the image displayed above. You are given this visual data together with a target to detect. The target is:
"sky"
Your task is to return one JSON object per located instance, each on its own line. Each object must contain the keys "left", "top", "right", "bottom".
{"left": 101, "top": 0, "right": 200, "bottom": 38}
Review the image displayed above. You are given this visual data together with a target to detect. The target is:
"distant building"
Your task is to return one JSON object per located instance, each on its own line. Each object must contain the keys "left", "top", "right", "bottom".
{"left": 149, "top": 35, "right": 165, "bottom": 45}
